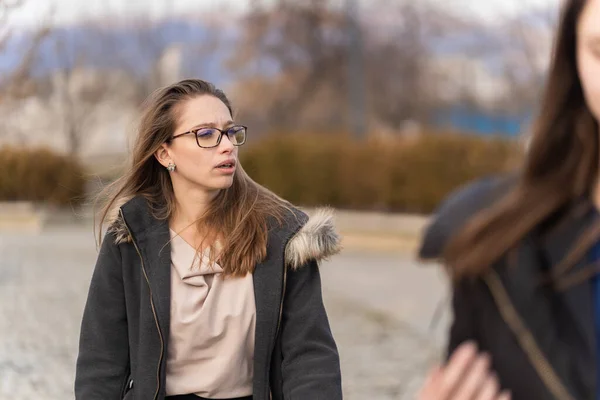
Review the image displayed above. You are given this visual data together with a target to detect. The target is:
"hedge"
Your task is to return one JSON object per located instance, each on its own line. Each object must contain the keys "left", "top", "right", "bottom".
{"left": 1, "top": 133, "right": 520, "bottom": 213}
{"left": 240, "top": 133, "right": 521, "bottom": 213}
{"left": 0, "top": 146, "right": 87, "bottom": 207}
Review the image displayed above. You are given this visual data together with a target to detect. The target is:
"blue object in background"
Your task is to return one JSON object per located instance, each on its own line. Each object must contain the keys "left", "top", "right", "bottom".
{"left": 432, "top": 105, "right": 533, "bottom": 138}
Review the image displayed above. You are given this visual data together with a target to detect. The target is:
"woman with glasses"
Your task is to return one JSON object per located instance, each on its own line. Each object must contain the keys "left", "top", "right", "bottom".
{"left": 74, "top": 79, "right": 342, "bottom": 400}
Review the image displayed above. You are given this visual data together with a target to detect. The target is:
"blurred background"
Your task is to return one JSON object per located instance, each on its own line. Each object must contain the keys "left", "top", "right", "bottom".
{"left": 0, "top": 0, "right": 560, "bottom": 398}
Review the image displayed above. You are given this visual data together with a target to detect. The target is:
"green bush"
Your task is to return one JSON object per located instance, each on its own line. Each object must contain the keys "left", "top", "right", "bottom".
{"left": 0, "top": 146, "right": 87, "bottom": 206}
{"left": 240, "top": 132, "right": 521, "bottom": 213}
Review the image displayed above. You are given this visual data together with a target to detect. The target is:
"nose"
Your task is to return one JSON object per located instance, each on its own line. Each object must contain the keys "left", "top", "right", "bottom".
{"left": 218, "top": 132, "right": 235, "bottom": 153}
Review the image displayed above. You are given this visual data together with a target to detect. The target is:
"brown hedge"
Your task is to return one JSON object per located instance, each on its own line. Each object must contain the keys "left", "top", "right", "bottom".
{"left": 0, "top": 146, "right": 87, "bottom": 206}
{"left": 8, "top": 133, "right": 519, "bottom": 212}
{"left": 240, "top": 133, "right": 521, "bottom": 213}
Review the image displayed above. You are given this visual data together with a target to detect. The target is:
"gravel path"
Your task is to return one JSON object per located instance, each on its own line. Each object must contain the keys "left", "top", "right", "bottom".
{"left": 0, "top": 225, "right": 445, "bottom": 399}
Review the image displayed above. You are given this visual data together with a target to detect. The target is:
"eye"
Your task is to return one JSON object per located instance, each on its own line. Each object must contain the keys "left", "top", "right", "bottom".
{"left": 226, "top": 125, "right": 243, "bottom": 134}
{"left": 196, "top": 128, "right": 216, "bottom": 138}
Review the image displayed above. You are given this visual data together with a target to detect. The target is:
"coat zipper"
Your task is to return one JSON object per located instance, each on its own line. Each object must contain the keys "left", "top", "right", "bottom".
{"left": 275, "top": 219, "right": 305, "bottom": 338}
{"left": 482, "top": 270, "right": 574, "bottom": 400}
{"left": 269, "top": 222, "right": 302, "bottom": 399}
{"left": 276, "top": 264, "right": 288, "bottom": 338}
{"left": 119, "top": 209, "right": 164, "bottom": 400}
{"left": 268, "top": 251, "right": 288, "bottom": 400}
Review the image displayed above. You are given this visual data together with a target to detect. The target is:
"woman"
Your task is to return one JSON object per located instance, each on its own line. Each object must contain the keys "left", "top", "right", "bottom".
{"left": 74, "top": 79, "right": 343, "bottom": 400}
{"left": 418, "top": 0, "right": 600, "bottom": 399}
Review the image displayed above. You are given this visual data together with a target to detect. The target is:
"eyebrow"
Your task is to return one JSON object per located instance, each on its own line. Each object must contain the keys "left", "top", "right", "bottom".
{"left": 188, "top": 121, "right": 235, "bottom": 131}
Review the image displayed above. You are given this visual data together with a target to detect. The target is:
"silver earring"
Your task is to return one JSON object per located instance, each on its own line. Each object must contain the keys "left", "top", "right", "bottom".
{"left": 166, "top": 163, "right": 176, "bottom": 172}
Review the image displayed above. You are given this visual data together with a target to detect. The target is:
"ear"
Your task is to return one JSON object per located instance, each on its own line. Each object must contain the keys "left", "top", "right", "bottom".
{"left": 154, "top": 143, "right": 173, "bottom": 168}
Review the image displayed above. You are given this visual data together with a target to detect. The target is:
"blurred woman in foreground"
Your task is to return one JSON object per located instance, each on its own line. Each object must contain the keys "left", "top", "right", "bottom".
{"left": 419, "top": 0, "right": 600, "bottom": 399}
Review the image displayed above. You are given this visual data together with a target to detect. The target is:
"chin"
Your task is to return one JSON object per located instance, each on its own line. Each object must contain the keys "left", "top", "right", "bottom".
{"left": 213, "top": 176, "right": 235, "bottom": 190}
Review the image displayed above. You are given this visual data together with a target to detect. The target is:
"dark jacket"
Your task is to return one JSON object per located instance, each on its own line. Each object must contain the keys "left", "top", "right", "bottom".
{"left": 419, "top": 175, "right": 600, "bottom": 400}
{"left": 75, "top": 196, "right": 343, "bottom": 400}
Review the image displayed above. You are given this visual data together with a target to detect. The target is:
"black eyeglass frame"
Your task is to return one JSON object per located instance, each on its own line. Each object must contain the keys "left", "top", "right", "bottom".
{"left": 169, "top": 125, "right": 248, "bottom": 148}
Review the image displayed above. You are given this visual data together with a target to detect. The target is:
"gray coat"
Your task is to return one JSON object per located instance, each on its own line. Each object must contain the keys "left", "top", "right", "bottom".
{"left": 74, "top": 196, "right": 343, "bottom": 400}
{"left": 419, "top": 175, "right": 600, "bottom": 400}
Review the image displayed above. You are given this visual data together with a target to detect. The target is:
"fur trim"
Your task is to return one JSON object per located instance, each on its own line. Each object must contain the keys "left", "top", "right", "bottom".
{"left": 285, "top": 208, "right": 342, "bottom": 270}
{"left": 106, "top": 196, "right": 134, "bottom": 245}
{"left": 108, "top": 201, "right": 342, "bottom": 268}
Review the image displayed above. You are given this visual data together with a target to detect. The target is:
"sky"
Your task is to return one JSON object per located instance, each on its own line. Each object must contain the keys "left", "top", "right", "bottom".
{"left": 5, "top": 0, "right": 250, "bottom": 28}
{"left": 448, "top": 0, "right": 560, "bottom": 18}
{"left": 6, "top": 0, "right": 562, "bottom": 28}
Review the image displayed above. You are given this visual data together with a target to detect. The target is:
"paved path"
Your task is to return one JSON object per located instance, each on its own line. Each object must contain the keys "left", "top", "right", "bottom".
{"left": 322, "top": 251, "right": 450, "bottom": 399}
{"left": 0, "top": 225, "right": 449, "bottom": 400}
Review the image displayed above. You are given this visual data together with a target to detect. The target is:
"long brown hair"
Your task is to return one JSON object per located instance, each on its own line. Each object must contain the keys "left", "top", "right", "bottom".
{"left": 445, "top": 0, "right": 599, "bottom": 278}
{"left": 96, "top": 79, "right": 293, "bottom": 276}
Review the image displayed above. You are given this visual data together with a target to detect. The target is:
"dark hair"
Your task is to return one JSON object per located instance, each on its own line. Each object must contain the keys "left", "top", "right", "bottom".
{"left": 96, "top": 79, "right": 291, "bottom": 276}
{"left": 445, "top": 0, "right": 598, "bottom": 277}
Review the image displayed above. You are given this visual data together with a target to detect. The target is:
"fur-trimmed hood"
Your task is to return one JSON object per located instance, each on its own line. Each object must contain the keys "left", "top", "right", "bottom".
{"left": 106, "top": 197, "right": 342, "bottom": 269}
{"left": 284, "top": 208, "right": 341, "bottom": 269}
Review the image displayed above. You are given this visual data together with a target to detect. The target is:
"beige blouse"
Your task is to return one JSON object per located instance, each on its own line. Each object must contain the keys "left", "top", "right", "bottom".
{"left": 165, "top": 229, "right": 256, "bottom": 398}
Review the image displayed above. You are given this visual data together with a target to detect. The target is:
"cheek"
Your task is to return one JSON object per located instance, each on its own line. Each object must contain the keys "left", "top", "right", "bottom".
{"left": 173, "top": 141, "right": 212, "bottom": 171}
{"left": 579, "top": 52, "right": 600, "bottom": 120}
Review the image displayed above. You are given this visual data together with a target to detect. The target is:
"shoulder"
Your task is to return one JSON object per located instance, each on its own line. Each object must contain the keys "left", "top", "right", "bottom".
{"left": 107, "top": 217, "right": 131, "bottom": 245}
{"left": 277, "top": 207, "right": 342, "bottom": 270}
{"left": 104, "top": 195, "right": 141, "bottom": 245}
{"left": 418, "top": 173, "right": 517, "bottom": 261}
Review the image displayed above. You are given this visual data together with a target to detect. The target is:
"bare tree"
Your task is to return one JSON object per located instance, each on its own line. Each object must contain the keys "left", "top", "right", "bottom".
{"left": 110, "top": 17, "right": 167, "bottom": 102}
{"left": 0, "top": 0, "right": 49, "bottom": 102}
{"left": 364, "top": 0, "right": 432, "bottom": 129}
{"left": 0, "top": 0, "right": 51, "bottom": 143}
{"left": 230, "top": 0, "right": 465, "bottom": 134}
{"left": 224, "top": 0, "right": 559, "bottom": 136}
{"left": 101, "top": 2, "right": 194, "bottom": 103}
{"left": 0, "top": 0, "right": 22, "bottom": 43}
{"left": 497, "top": 7, "right": 557, "bottom": 113}
{"left": 50, "top": 25, "right": 118, "bottom": 155}
{"left": 229, "top": 0, "right": 349, "bottom": 132}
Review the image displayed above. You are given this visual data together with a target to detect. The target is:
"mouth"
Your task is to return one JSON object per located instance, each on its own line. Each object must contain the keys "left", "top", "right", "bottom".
{"left": 215, "top": 159, "right": 236, "bottom": 169}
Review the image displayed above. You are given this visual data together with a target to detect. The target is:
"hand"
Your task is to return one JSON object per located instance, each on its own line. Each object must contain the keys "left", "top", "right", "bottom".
{"left": 418, "top": 341, "right": 511, "bottom": 400}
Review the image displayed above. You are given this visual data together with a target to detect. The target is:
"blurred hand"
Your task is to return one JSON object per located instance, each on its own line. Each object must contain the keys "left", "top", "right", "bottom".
{"left": 417, "top": 341, "right": 511, "bottom": 400}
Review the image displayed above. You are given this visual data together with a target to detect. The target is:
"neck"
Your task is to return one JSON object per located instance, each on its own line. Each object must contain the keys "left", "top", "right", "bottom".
{"left": 170, "top": 180, "right": 219, "bottom": 231}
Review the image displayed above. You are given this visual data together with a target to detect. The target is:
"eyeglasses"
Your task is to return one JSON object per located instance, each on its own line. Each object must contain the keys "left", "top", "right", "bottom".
{"left": 170, "top": 125, "right": 247, "bottom": 148}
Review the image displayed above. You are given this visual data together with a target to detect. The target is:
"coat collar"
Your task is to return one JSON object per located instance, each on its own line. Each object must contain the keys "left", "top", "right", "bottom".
{"left": 541, "top": 198, "right": 600, "bottom": 288}
{"left": 540, "top": 198, "right": 600, "bottom": 361}
{"left": 107, "top": 196, "right": 342, "bottom": 269}
{"left": 498, "top": 196, "right": 600, "bottom": 396}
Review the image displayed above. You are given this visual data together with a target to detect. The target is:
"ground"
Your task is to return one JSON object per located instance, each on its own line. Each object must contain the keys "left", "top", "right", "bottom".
{"left": 0, "top": 223, "right": 449, "bottom": 400}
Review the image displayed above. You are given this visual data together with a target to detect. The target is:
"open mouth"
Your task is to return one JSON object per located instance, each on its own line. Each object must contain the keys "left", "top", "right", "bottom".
{"left": 216, "top": 161, "right": 236, "bottom": 169}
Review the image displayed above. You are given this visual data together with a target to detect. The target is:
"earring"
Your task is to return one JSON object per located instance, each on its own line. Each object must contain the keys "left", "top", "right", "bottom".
{"left": 166, "top": 163, "right": 176, "bottom": 172}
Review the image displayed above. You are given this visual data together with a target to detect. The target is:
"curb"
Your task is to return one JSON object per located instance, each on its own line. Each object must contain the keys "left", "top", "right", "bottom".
{"left": 0, "top": 203, "right": 426, "bottom": 254}
{"left": 0, "top": 202, "right": 47, "bottom": 234}
{"left": 340, "top": 230, "right": 420, "bottom": 255}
